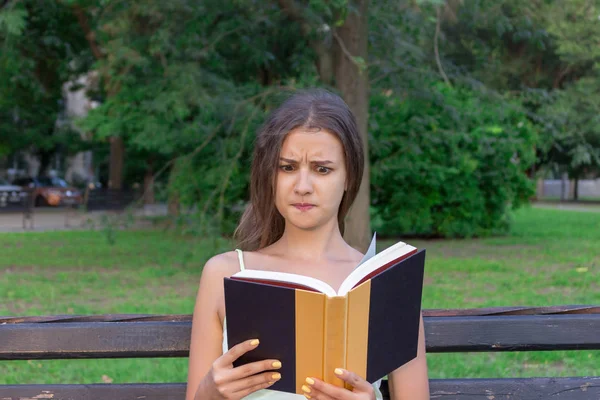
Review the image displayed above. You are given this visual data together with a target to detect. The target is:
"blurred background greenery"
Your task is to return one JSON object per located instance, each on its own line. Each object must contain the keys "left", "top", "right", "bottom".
{"left": 1, "top": 0, "right": 599, "bottom": 239}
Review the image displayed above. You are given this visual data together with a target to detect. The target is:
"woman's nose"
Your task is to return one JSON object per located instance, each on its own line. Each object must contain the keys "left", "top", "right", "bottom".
{"left": 294, "top": 169, "right": 313, "bottom": 196}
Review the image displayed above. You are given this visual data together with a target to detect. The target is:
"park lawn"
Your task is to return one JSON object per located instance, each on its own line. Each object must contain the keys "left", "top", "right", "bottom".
{"left": 0, "top": 206, "right": 598, "bottom": 384}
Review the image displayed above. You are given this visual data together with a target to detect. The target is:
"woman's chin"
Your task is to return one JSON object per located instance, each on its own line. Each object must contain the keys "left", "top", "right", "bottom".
{"left": 286, "top": 216, "right": 335, "bottom": 232}
{"left": 288, "top": 220, "right": 319, "bottom": 231}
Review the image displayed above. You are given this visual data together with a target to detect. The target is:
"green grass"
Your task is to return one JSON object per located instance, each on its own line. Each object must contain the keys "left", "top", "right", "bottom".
{"left": 1, "top": 206, "right": 599, "bottom": 384}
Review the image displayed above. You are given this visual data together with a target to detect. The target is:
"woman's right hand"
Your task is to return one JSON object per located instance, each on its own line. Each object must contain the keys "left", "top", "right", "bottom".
{"left": 196, "top": 338, "right": 282, "bottom": 400}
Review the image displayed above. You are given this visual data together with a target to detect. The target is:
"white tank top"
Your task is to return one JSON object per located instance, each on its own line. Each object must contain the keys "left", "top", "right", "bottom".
{"left": 221, "top": 249, "right": 384, "bottom": 399}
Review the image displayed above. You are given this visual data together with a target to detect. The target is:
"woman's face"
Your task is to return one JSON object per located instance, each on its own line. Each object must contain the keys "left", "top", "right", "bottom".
{"left": 275, "top": 127, "right": 347, "bottom": 231}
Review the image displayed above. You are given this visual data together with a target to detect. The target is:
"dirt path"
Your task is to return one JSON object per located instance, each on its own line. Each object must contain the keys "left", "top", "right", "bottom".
{"left": 532, "top": 201, "right": 600, "bottom": 213}
{"left": 0, "top": 208, "right": 153, "bottom": 232}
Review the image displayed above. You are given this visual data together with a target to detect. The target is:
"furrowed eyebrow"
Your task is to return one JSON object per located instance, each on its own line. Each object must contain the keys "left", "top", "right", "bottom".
{"left": 279, "top": 157, "right": 334, "bottom": 164}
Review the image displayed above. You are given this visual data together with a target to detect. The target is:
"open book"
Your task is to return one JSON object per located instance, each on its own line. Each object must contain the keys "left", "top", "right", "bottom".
{"left": 224, "top": 234, "right": 426, "bottom": 395}
{"left": 231, "top": 236, "right": 417, "bottom": 297}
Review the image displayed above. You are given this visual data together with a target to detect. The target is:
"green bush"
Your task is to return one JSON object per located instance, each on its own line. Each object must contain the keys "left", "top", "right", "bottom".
{"left": 369, "top": 83, "right": 538, "bottom": 238}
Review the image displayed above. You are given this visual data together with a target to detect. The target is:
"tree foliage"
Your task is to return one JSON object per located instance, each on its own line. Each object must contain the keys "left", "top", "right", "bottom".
{"left": 437, "top": 0, "right": 600, "bottom": 181}
{"left": 538, "top": 0, "right": 600, "bottom": 179}
{"left": 0, "top": 0, "right": 89, "bottom": 171}
{"left": 370, "top": 83, "right": 537, "bottom": 238}
{"left": 1, "top": 0, "right": 598, "bottom": 238}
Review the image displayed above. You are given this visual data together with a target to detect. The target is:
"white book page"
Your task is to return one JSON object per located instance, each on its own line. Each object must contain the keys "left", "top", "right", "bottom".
{"left": 231, "top": 233, "right": 402, "bottom": 298}
{"left": 356, "top": 232, "right": 378, "bottom": 267}
{"left": 231, "top": 269, "right": 337, "bottom": 296}
{"left": 337, "top": 240, "right": 414, "bottom": 296}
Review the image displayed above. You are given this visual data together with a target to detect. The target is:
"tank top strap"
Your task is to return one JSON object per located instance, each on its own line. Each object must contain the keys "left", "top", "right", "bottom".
{"left": 234, "top": 249, "right": 246, "bottom": 271}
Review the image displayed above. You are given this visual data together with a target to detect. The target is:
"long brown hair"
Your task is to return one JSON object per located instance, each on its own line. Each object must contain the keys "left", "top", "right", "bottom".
{"left": 233, "top": 89, "right": 364, "bottom": 251}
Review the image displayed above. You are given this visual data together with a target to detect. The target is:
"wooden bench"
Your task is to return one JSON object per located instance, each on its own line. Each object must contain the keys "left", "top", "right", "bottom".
{"left": 82, "top": 187, "right": 140, "bottom": 213}
{"left": 1, "top": 306, "right": 599, "bottom": 399}
{"left": 0, "top": 190, "right": 36, "bottom": 229}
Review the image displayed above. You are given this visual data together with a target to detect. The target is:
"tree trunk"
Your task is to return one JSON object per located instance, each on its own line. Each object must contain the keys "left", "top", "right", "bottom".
{"left": 168, "top": 196, "right": 180, "bottom": 217}
{"left": 167, "top": 163, "right": 180, "bottom": 217}
{"left": 568, "top": 178, "right": 576, "bottom": 201}
{"left": 37, "top": 149, "right": 53, "bottom": 178}
{"left": 561, "top": 173, "right": 568, "bottom": 202}
{"left": 143, "top": 158, "right": 155, "bottom": 205}
{"left": 333, "top": 0, "right": 371, "bottom": 252}
{"left": 108, "top": 136, "right": 124, "bottom": 190}
{"left": 73, "top": 5, "right": 125, "bottom": 192}
{"left": 315, "top": 41, "right": 334, "bottom": 85}
{"left": 536, "top": 177, "right": 544, "bottom": 200}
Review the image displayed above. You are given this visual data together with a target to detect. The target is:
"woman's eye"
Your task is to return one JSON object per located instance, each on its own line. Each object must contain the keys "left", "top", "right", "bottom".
{"left": 316, "top": 166, "right": 331, "bottom": 174}
{"left": 279, "top": 165, "right": 294, "bottom": 172}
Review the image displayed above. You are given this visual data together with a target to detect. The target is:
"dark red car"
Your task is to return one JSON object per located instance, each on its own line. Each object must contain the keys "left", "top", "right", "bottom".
{"left": 12, "top": 176, "right": 83, "bottom": 207}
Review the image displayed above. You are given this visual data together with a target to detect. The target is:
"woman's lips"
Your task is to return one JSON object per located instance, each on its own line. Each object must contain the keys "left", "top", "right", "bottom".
{"left": 293, "top": 203, "right": 315, "bottom": 211}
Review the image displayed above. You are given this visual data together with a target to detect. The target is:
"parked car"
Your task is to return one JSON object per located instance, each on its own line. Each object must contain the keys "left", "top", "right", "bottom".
{"left": 0, "top": 178, "right": 26, "bottom": 208}
{"left": 12, "top": 176, "right": 83, "bottom": 207}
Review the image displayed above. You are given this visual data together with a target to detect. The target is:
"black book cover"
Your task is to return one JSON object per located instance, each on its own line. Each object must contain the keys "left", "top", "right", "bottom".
{"left": 366, "top": 249, "right": 426, "bottom": 381}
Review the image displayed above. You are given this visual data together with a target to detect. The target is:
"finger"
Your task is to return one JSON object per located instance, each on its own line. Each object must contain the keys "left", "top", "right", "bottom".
{"left": 303, "top": 376, "right": 352, "bottom": 400}
{"left": 217, "top": 338, "right": 260, "bottom": 366}
{"left": 233, "top": 378, "right": 277, "bottom": 399}
{"left": 230, "top": 358, "right": 282, "bottom": 380}
{"left": 228, "top": 369, "right": 282, "bottom": 393}
{"left": 332, "top": 368, "right": 373, "bottom": 393}
{"left": 301, "top": 385, "right": 335, "bottom": 400}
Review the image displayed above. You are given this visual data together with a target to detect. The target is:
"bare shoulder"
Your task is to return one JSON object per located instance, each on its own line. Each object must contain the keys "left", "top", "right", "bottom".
{"left": 195, "top": 251, "right": 243, "bottom": 321}
{"left": 200, "top": 251, "right": 242, "bottom": 283}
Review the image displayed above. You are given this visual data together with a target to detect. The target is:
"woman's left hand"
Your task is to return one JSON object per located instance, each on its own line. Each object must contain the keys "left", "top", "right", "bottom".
{"left": 301, "top": 368, "right": 375, "bottom": 400}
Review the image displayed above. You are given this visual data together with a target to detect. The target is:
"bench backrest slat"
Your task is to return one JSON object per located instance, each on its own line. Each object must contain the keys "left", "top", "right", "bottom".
{"left": 1, "top": 315, "right": 600, "bottom": 360}
{"left": 426, "top": 314, "right": 600, "bottom": 352}
{"left": 0, "top": 322, "right": 190, "bottom": 360}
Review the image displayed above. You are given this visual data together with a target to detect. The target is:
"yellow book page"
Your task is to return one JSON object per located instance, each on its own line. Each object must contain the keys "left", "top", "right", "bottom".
{"left": 323, "top": 295, "right": 348, "bottom": 388}
{"left": 295, "top": 290, "right": 325, "bottom": 394}
{"left": 346, "top": 280, "right": 371, "bottom": 387}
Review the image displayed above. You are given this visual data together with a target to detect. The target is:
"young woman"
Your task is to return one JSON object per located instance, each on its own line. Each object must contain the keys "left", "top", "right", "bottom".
{"left": 185, "top": 89, "right": 429, "bottom": 400}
